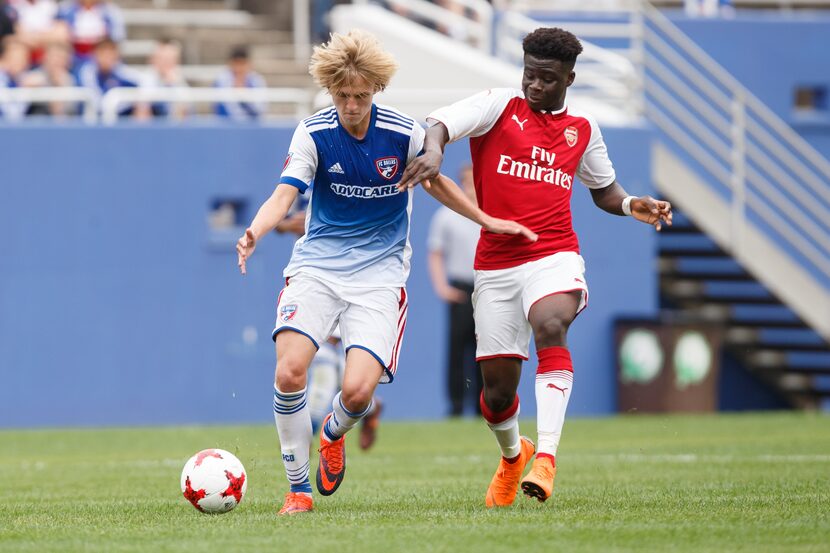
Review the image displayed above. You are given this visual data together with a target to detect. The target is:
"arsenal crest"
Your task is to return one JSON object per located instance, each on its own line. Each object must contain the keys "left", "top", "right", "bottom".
{"left": 280, "top": 304, "right": 298, "bottom": 322}
{"left": 375, "top": 157, "right": 399, "bottom": 180}
{"left": 564, "top": 126, "right": 578, "bottom": 147}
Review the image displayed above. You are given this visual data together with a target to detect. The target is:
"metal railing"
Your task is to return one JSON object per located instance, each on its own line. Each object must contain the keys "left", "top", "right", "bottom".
{"left": 0, "top": 87, "right": 98, "bottom": 124}
{"left": 99, "top": 87, "right": 313, "bottom": 125}
{"left": 636, "top": 1, "right": 830, "bottom": 281}
{"left": 351, "top": 0, "right": 494, "bottom": 53}
{"left": 0, "top": 87, "right": 314, "bottom": 125}
{"left": 624, "top": 1, "right": 830, "bottom": 339}
{"left": 508, "top": 0, "right": 830, "bottom": 9}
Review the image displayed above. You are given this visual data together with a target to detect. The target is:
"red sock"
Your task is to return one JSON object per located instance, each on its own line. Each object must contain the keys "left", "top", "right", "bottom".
{"left": 537, "top": 452, "right": 555, "bottom": 467}
{"left": 537, "top": 346, "right": 573, "bottom": 375}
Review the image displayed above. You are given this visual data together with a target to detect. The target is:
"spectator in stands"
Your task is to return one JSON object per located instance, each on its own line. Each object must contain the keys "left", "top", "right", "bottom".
{"left": 55, "top": 0, "right": 125, "bottom": 64}
{"left": 0, "top": 37, "right": 32, "bottom": 119}
{"left": 427, "top": 164, "right": 483, "bottom": 416}
{"left": 134, "top": 39, "right": 190, "bottom": 121}
{"left": 77, "top": 37, "right": 139, "bottom": 117}
{"left": 684, "top": 0, "right": 734, "bottom": 18}
{"left": 432, "top": 0, "right": 475, "bottom": 43}
{"left": 8, "top": 0, "right": 61, "bottom": 64}
{"left": 0, "top": 2, "right": 16, "bottom": 42}
{"left": 22, "top": 40, "right": 78, "bottom": 116}
{"left": 213, "top": 45, "right": 266, "bottom": 122}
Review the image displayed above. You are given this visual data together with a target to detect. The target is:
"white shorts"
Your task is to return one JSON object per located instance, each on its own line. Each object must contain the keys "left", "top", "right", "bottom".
{"left": 272, "top": 272, "right": 408, "bottom": 383}
{"left": 472, "top": 251, "right": 589, "bottom": 361}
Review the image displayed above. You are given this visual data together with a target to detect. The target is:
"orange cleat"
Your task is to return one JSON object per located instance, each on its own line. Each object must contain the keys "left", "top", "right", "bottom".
{"left": 521, "top": 456, "right": 556, "bottom": 503}
{"left": 316, "top": 414, "right": 346, "bottom": 496}
{"left": 359, "top": 397, "right": 383, "bottom": 450}
{"left": 278, "top": 492, "right": 313, "bottom": 515}
{"left": 485, "top": 436, "right": 535, "bottom": 508}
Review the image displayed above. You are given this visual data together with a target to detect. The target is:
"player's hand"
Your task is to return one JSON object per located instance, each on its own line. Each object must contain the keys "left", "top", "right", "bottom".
{"left": 236, "top": 228, "right": 257, "bottom": 275}
{"left": 631, "top": 196, "right": 672, "bottom": 231}
{"left": 482, "top": 216, "right": 538, "bottom": 242}
{"left": 397, "top": 150, "right": 443, "bottom": 191}
{"left": 438, "top": 285, "right": 468, "bottom": 304}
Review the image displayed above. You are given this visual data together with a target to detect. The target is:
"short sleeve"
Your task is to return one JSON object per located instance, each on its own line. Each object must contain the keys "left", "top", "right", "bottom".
{"left": 575, "top": 114, "right": 616, "bottom": 189}
{"left": 407, "top": 123, "right": 425, "bottom": 164}
{"left": 279, "top": 123, "right": 318, "bottom": 193}
{"left": 427, "top": 88, "right": 520, "bottom": 142}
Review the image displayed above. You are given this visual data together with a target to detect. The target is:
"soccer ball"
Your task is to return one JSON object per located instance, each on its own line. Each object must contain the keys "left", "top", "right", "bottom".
{"left": 180, "top": 448, "right": 247, "bottom": 514}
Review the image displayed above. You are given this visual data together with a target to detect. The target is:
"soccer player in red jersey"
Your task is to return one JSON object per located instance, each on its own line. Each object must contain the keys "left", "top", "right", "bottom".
{"left": 399, "top": 27, "right": 672, "bottom": 507}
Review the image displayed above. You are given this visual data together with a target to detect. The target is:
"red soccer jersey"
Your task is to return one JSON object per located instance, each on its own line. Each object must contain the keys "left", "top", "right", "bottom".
{"left": 429, "top": 89, "right": 616, "bottom": 270}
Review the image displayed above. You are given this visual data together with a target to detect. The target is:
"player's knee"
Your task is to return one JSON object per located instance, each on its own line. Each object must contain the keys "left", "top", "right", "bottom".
{"left": 482, "top": 387, "right": 515, "bottom": 413}
{"left": 534, "top": 317, "right": 569, "bottom": 347}
{"left": 340, "top": 384, "right": 373, "bottom": 414}
{"left": 274, "top": 358, "right": 307, "bottom": 392}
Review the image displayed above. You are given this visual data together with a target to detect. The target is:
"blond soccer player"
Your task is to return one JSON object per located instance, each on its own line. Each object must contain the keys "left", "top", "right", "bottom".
{"left": 236, "top": 30, "right": 536, "bottom": 515}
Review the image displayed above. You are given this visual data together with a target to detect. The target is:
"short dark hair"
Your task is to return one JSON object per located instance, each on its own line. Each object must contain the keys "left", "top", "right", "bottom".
{"left": 229, "top": 45, "right": 249, "bottom": 60}
{"left": 522, "top": 28, "right": 583, "bottom": 65}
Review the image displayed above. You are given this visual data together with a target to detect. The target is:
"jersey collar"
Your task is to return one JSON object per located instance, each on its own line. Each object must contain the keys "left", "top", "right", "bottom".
{"left": 539, "top": 104, "right": 568, "bottom": 116}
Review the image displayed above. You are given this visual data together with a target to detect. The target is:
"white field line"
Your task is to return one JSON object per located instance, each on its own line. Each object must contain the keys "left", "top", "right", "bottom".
{"left": 8, "top": 453, "right": 830, "bottom": 471}
{"left": 431, "top": 453, "right": 830, "bottom": 465}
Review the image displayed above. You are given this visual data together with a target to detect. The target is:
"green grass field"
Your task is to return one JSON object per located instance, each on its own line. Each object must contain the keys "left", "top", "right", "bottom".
{"left": 2, "top": 413, "right": 828, "bottom": 552}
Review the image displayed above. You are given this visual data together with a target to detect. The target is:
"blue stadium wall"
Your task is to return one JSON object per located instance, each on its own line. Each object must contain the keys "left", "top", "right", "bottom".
{"left": 0, "top": 124, "right": 655, "bottom": 427}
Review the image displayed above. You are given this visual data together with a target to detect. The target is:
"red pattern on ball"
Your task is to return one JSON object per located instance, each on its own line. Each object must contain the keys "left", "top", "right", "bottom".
{"left": 183, "top": 476, "right": 206, "bottom": 512}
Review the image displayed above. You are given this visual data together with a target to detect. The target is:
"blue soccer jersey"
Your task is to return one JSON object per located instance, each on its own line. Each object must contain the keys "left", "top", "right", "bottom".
{"left": 279, "top": 104, "right": 425, "bottom": 287}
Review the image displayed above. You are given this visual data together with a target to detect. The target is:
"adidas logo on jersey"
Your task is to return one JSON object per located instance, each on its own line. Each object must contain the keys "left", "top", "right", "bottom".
{"left": 328, "top": 162, "right": 345, "bottom": 174}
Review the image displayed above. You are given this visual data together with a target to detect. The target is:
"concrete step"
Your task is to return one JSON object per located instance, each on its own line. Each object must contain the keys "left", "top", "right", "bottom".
{"left": 118, "top": 0, "right": 234, "bottom": 9}
{"left": 122, "top": 8, "right": 267, "bottom": 28}
{"left": 127, "top": 28, "right": 295, "bottom": 65}
{"left": 657, "top": 233, "right": 727, "bottom": 257}
{"left": 659, "top": 257, "right": 752, "bottom": 281}
{"left": 661, "top": 278, "right": 779, "bottom": 304}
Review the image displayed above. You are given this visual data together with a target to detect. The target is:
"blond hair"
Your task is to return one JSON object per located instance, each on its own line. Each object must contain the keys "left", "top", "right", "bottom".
{"left": 309, "top": 30, "right": 398, "bottom": 93}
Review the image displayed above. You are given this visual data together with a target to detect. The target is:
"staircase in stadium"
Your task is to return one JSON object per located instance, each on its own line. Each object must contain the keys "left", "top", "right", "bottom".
{"left": 658, "top": 209, "right": 830, "bottom": 407}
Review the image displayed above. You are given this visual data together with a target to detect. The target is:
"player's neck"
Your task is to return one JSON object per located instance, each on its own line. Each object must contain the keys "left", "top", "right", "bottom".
{"left": 340, "top": 115, "right": 371, "bottom": 140}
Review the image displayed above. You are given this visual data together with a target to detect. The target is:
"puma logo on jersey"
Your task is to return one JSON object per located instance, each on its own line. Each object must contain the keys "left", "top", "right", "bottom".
{"left": 511, "top": 114, "right": 528, "bottom": 131}
{"left": 546, "top": 383, "right": 569, "bottom": 394}
{"left": 328, "top": 162, "right": 345, "bottom": 174}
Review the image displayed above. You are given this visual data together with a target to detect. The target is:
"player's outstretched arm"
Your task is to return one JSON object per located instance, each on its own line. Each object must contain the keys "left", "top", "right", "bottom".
{"left": 398, "top": 123, "right": 450, "bottom": 191}
{"left": 425, "top": 174, "right": 538, "bottom": 242}
{"left": 236, "top": 184, "right": 300, "bottom": 275}
{"left": 589, "top": 181, "right": 672, "bottom": 231}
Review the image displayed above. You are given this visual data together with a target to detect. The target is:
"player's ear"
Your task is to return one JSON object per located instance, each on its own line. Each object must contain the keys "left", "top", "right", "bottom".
{"left": 567, "top": 71, "right": 576, "bottom": 87}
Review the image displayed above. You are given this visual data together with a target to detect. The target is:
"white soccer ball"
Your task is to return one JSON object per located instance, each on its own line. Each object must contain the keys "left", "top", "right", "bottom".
{"left": 180, "top": 448, "right": 247, "bottom": 514}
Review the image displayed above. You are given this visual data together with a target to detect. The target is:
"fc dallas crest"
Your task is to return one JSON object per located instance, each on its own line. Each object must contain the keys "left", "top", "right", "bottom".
{"left": 375, "top": 157, "right": 399, "bottom": 180}
{"left": 280, "top": 304, "right": 298, "bottom": 322}
{"left": 564, "top": 126, "right": 578, "bottom": 147}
